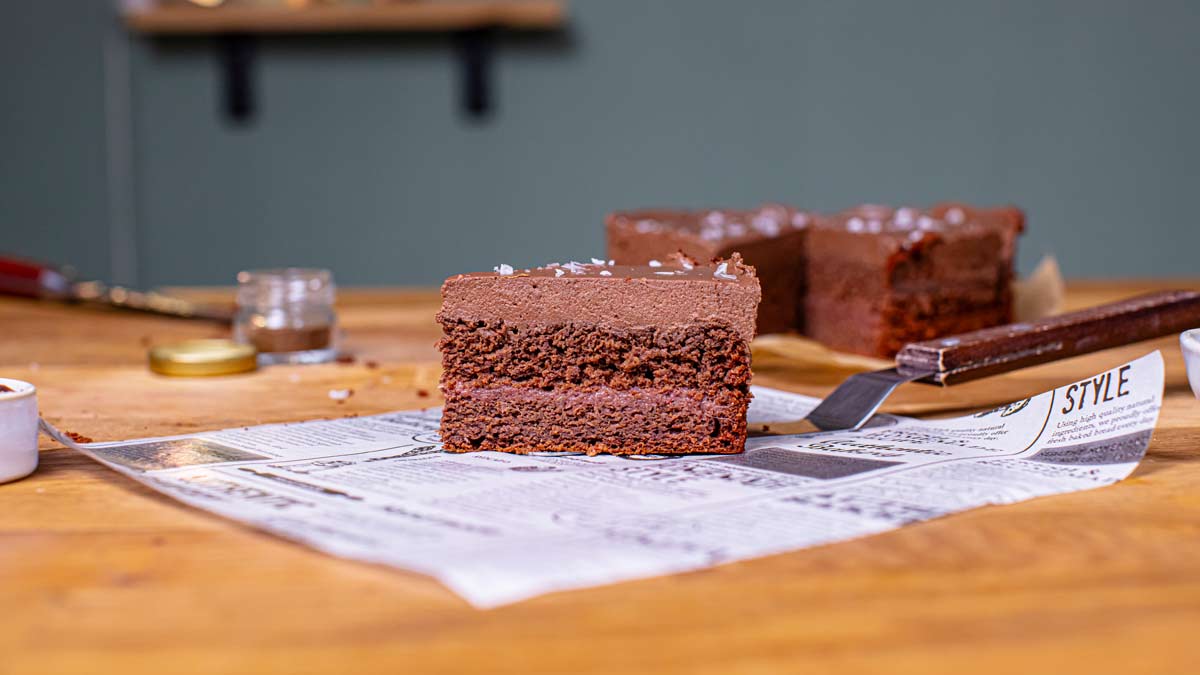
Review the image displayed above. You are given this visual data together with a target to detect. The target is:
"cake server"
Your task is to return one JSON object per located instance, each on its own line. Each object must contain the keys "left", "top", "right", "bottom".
{"left": 804, "top": 289, "right": 1200, "bottom": 431}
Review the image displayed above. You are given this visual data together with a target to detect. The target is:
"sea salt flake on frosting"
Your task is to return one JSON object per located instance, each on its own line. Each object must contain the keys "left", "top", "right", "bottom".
{"left": 917, "top": 216, "right": 939, "bottom": 230}
{"left": 590, "top": 257, "right": 606, "bottom": 265}
{"left": 654, "top": 271, "right": 676, "bottom": 275}
{"left": 713, "top": 262, "right": 737, "bottom": 280}
{"left": 494, "top": 264, "right": 514, "bottom": 275}
{"left": 554, "top": 268, "right": 565, "bottom": 277}
{"left": 679, "top": 257, "right": 695, "bottom": 270}
{"left": 791, "top": 212, "right": 809, "bottom": 227}
{"left": 751, "top": 213, "right": 782, "bottom": 236}
{"left": 703, "top": 211, "right": 725, "bottom": 226}
{"left": 634, "top": 219, "right": 660, "bottom": 233}
{"left": 599, "top": 270, "right": 612, "bottom": 276}
{"left": 894, "top": 207, "right": 917, "bottom": 226}
{"left": 648, "top": 260, "right": 663, "bottom": 267}
{"left": 562, "top": 261, "right": 587, "bottom": 274}
{"left": 846, "top": 217, "right": 865, "bottom": 233}
{"left": 945, "top": 207, "right": 966, "bottom": 225}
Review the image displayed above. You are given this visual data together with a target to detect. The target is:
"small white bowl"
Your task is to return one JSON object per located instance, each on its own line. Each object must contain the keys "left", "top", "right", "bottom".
{"left": 0, "top": 378, "right": 38, "bottom": 484}
{"left": 1182, "top": 330, "right": 1200, "bottom": 400}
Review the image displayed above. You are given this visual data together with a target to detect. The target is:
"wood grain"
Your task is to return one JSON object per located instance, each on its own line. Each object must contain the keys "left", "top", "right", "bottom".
{"left": 125, "top": 1, "right": 566, "bottom": 34}
{"left": 2, "top": 282, "right": 1199, "bottom": 675}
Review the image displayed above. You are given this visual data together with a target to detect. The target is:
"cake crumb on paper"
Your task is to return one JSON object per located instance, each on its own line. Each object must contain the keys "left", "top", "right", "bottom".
{"left": 64, "top": 430, "right": 94, "bottom": 444}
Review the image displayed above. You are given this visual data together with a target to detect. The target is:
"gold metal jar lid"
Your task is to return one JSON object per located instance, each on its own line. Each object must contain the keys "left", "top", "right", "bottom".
{"left": 148, "top": 339, "right": 258, "bottom": 377}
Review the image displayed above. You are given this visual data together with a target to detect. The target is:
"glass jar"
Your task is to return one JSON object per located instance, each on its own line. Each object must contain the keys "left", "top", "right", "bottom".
{"left": 233, "top": 268, "right": 338, "bottom": 365}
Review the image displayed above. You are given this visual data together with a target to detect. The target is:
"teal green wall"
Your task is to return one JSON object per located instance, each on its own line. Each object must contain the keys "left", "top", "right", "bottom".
{"left": 3, "top": 1, "right": 1199, "bottom": 286}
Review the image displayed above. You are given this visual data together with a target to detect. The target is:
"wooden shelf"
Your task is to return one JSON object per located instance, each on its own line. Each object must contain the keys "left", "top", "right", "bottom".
{"left": 122, "top": 2, "right": 566, "bottom": 121}
{"left": 124, "top": 1, "right": 566, "bottom": 34}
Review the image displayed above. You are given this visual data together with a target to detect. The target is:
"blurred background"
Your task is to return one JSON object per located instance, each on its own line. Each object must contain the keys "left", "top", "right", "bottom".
{"left": 2, "top": 0, "right": 1197, "bottom": 288}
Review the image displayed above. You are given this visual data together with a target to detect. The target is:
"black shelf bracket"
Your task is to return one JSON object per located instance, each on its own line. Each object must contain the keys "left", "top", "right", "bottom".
{"left": 219, "top": 34, "right": 256, "bottom": 124}
{"left": 456, "top": 27, "right": 496, "bottom": 119}
{"left": 214, "top": 28, "right": 506, "bottom": 124}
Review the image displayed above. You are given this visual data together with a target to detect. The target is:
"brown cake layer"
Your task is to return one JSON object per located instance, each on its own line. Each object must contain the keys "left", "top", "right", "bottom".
{"left": 606, "top": 205, "right": 810, "bottom": 335}
{"left": 440, "top": 384, "right": 750, "bottom": 455}
{"left": 806, "top": 204, "right": 1023, "bottom": 357}
{"left": 439, "top": 319, "right": 751, "bottom": 390}
{"left": 438, "top": 256, "right": 761, "bottom": 455}
{"left": 607, "top": 202, "right": 1024, "bottom": 358}
{"left": 804, "top": 298, "right": 1010, "bottom": 357}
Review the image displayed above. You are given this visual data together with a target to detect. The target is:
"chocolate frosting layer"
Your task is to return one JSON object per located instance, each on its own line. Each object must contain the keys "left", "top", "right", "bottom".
{"left": 607, "top": 204, "right": 813, "bottom": 247}
{"left": 817, "top": 203, "right": 1024, "bottom": 239}
{"left": 439, "top": 256, "right": 761, "bottom": 342}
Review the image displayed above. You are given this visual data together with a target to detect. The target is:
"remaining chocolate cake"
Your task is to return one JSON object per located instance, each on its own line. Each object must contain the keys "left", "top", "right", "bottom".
{"left": 606, "top": 205, "right": 810, "bottom": 335}
{"left": 437, "top": 255, "right": 762, "bottom": 455}
{"left": 805, "top": 203, "right": 1025, "bottom": 358}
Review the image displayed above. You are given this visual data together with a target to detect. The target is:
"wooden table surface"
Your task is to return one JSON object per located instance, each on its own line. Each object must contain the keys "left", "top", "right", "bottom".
{"left": 2, "top": 282, "right": 1199, "bottom": 674}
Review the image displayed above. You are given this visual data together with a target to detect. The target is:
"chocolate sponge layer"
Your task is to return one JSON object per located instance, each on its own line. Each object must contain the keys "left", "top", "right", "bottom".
{"left": 438, "top": 319, "right": 752, "bottom": 391}
{"left": 438, "top": 319, "right": 753, "bottom": 454}
{"left": 440, "top": 383, "right": 750, "bottom": 455}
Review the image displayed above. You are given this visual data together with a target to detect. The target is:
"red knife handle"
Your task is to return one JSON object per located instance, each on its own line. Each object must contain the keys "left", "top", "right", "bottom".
{"left": 0, "top": 255, "right": 74, "bottom": 299}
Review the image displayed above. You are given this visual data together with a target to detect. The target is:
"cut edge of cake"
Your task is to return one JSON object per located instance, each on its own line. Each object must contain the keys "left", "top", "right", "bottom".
{"left": 437, "top": 254, "right": 762, "bottom": 455}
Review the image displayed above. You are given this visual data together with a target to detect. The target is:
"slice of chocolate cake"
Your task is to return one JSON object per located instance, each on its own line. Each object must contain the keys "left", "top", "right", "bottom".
{"left": 437, "top": 255, "right": 762, "bottom": 455}
{"left": 805, "top": 203, "right": 1024, "bottom": 358}
{"left": 606, "top": 205, "right": 810, "bottom": 335}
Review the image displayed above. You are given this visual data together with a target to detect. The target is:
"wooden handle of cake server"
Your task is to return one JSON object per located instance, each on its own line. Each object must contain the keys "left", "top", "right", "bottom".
{"left": 896, "top": 289, "right": 1200, "bottom": 385}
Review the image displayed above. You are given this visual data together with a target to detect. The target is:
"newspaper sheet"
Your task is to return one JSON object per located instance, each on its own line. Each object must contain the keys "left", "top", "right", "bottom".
{"left": 42, "top": 352, "right": 1164, "bottom": 608}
